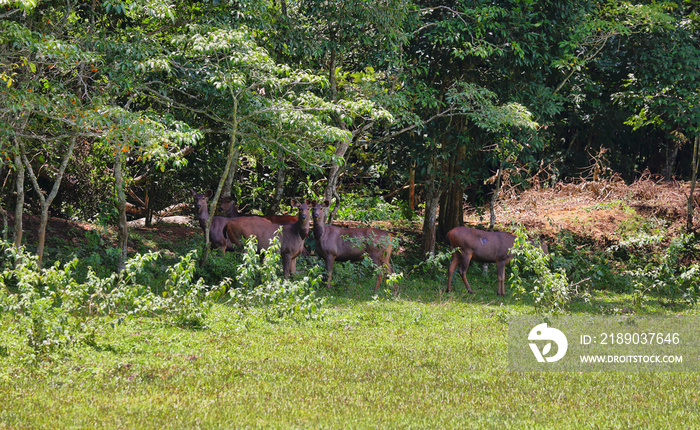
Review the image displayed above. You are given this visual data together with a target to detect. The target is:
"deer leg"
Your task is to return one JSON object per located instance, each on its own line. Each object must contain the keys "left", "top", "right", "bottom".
{"left": 447, "top": 251, "right": 460, "bottom": 293}
{"left": 373, "top": 254, "right": 393, "bottom": 293}
{"left": 460, "top": 251, "right": 474, "bottom": 294}
{"left": 497, "top": 259, "right": 506, "bottom": 296}
{"left": 229, "top": 235, "right": 242, "bottom": 248}
{"left": 385, "top": 260, "right": 398, "bottom": 295}
{"left": 325, "top": 255, "right": 336, "bottom": 288}
{"left": 282, "top": 253, "right": 292, "bottom": 278}
{"left": 374, "top": 271, "right": 383, "bottom": 293}
{"left": 289, "top": 254, "right": 297, "bottom": 276}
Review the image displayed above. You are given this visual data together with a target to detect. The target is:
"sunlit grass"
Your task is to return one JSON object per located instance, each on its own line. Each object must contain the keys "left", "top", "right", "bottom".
{"left": 1, "top": 265, "right": 699, "bottom": 428}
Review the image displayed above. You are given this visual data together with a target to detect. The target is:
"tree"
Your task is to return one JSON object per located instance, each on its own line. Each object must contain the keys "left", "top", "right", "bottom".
{"left": 20, "top": 138, "right": 76, "bottom": 267}
{"left": 137, "top": 24, "right": 389, "bottom": 261}
{"left": 382, "top": 0, "right": 679, "bottom": 254}
{"left": 613, "top": 3, "right": 700, "bottom": 229}
{"left": 269, "top": 0, "right": 410, "bottom": 219}
{"left": 0, "top": 18, "right": 96, "bottom": 261}
{"left": 0, "top": 1, "right": 201, "bottom": 269}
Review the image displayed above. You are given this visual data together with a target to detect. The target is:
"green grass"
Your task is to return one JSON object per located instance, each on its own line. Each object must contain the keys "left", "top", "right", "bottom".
{"left": 1, "top": 266, "right": 699, "bottom": 429}
{"left": 2, "top": 218, "right": 698, "bottom": 429}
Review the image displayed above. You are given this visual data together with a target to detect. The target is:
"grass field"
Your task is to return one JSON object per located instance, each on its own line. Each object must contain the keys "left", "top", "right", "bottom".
{"left": 1, "top": 266, "right": 699, "bottom": 429}
{"left": 3, "top": 178, "right": 699, "bottom": 429}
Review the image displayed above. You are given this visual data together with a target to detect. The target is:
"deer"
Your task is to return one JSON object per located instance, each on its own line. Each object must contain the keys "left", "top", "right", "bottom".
{"left": 446, "top": 226, "right": 548, "bottom": 296}
{"left": 224, "top": 199, "right": 310, "bottom": 277}
{"left": 311, "top": 201, "right": 394, "bottom": 292}
{"left": 220, "top": 195, "right": 298, "bottom": 224}
{"left": 191, "top": 189, "right": 255, "bottom": 254}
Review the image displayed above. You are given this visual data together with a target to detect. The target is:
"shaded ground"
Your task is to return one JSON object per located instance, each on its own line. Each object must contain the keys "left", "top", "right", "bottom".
{"left": 5, "top": 174, "right": 695, "bottom": 256}
{"left": 8, "top": 213, "right": 199, "bottom": 255}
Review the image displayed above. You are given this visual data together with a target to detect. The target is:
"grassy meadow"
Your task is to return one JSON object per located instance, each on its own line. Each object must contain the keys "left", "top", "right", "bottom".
{"left": 2, "top": 185, "right": 700, "bottom": 429}
{"left": 1, "top": 261, "right": 699, "bottom": 429}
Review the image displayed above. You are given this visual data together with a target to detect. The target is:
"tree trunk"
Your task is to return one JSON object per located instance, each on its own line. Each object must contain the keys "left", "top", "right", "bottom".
{"left": 12, "top": 140, "right": 25, "bottom": 250}
{"left": 0, "top": 204, "right": 6, "bottom": 242}
{"left": 323, "top": 139, "right": 348, "bottom": 224}
{"left": 222, "top": 143, "right": 240, "bottom": 199}
{"left": 409, "top": 163, "right": 416, "bottom": 211}
{"left": 437, "top": 143, "right": 465, "bottom": 240}
{"left": 322, "top": 43, "right": 349, "bottom": 224}
{"left": 663, "top": 140, "right": 679, "bottom": 182}
{"left": 20, "top": 137, "right": 77, "bottom": 267}
{"left": 421, "top": 157, "right": 440, "bottom": 256}
{"left": 483, "top": 161, "right": 505, "bottom": 276}
{"left": 144, "top": 181, "right": 152, "bottom": 227}
{"left": 0, "top": 159, "right": 5, "bottom": 241}
{"left": 687, "top": 135, "right": 700, "bottom": 231}
{"left": 114, "top": 154, "right": 129, "bottom": 271}
{"left": 202, "top": 98, "right": 240, "bottom": 265}
{"left": 267, "top": 151, "right": 286, "bottom": 216}
{"left": 488, "top": 161, "right": 504, "bottom": 231}
{"left": 329, "top": 44, "right": 338, "bottom": 102}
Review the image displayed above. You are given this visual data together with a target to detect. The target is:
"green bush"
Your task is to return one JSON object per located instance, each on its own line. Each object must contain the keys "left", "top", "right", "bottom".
{"left": 0, "top": 241, "right": 223, "bottom": 361}
{"left": 335, "top": 193, "right": 408, "bottom": 222}
{"left": 228, "top": 232, "right": 326, "bottom": 322}
{"left": 162, "top": 250, "right": 219, "bottom": 329}
{"left": 552, "top": 229, "right": 628, "bottom": 292}
{"left": 623, "top": 232, "right": 700, "bottom": 305}
{"left": 509, "top": 227, "right": 570, "bottom": 314}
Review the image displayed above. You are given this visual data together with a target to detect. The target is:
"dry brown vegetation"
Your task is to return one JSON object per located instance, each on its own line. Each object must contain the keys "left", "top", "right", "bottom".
{"left": 485, "top": 171, "right": 693, "bottom": 245}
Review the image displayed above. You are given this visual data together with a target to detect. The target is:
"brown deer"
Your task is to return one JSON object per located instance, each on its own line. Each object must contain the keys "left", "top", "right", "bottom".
{"left": 311, "top": 201, "right": 394, "bottom": 292}
{"left": 224, "top": 200, "right": 310, "bottom": 277}
{"left": 446, "top": 226, "right": 548, "bottom": 296}
{"left": 220, "top": 196, "right": 298, "bottom": 224}
{"left": 191, "top": 189, "right": 253, "bottom": 253}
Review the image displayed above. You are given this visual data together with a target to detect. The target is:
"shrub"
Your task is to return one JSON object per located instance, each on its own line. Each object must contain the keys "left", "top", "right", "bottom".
{"left": 161, "top": 250, "right": 220, "bottom": 329}
{"left": 553, "top": 229, "right": 628, "bottom": 292}
{"left": 0, "top": 241, "right": 223, "bottom": 361}
{"left": 623, "top": 232, "right": 700, "bottom": 304}
{"left": 509, "top": 227, "right": 570, "bottom": 314}
{"left": 335, "top": 193, "right": 407, "bottom": 222}
{"left": 228, "top": 233, "right": 326, "bottom": 322}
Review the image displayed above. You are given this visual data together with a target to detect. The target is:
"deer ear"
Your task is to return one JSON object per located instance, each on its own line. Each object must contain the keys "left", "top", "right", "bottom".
{"left": 190, "top": 189, "right": 197, "bottom": 196}
{"left": 205, "top": 189, "right": 213, "bottom": 198}
{"left": 311, "top": 200, "right": 317, "bottom": 206}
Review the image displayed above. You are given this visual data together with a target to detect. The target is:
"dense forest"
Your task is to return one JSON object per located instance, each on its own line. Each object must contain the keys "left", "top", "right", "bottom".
{"left": 1, "top": 0, "right": 699, "bottom": 267}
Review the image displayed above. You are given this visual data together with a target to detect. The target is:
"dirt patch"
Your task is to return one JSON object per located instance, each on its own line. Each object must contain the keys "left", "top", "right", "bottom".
{"left": 480, "top": 174, "right": 693, "bottom": 244}
{"left": 6, "top": 213, "right": 201, "bottom": 254}
{"left": 131, "top": 222, "right": 200, "bottom": 246}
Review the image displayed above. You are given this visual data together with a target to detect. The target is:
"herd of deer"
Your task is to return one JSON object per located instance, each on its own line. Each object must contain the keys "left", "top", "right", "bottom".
{"left": 191, "top": 189, "right": 547, "bottom": 295}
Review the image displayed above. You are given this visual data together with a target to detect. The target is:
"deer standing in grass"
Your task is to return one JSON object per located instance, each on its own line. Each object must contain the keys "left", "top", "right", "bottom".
{"left": 191, "top": 189, "right": 250, "bottom": 254}
{"left": 311, "top": 201, "right": 394, "bottom": 292}
{"left": 224, "top": 200, "right": 310, "bottom": 277}
{"left": 446, "top": 226, "right": 547, "bottom": 296}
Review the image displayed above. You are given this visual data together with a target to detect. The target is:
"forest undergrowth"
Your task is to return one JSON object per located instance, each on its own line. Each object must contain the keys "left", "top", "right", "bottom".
{"left": 1, "top": 174, "right": 699, "bottom": 364}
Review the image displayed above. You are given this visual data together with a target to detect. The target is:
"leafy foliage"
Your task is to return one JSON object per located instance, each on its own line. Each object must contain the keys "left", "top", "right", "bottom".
{"left": 0, "top": 241, "right": 222, "bottom": 361}
{"left": 509, "top": 227, "right": 570, "bottom": 314}
{"left": 622, "top": 232, "right": 700, "bottom": 305}
{"left": 228, "top": 234, "right": 326, "bottom": 322}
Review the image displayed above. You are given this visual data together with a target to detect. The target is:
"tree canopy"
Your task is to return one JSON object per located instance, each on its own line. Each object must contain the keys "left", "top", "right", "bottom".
{"left": 1, "top": 0, "right": 698, "bottom": 262}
